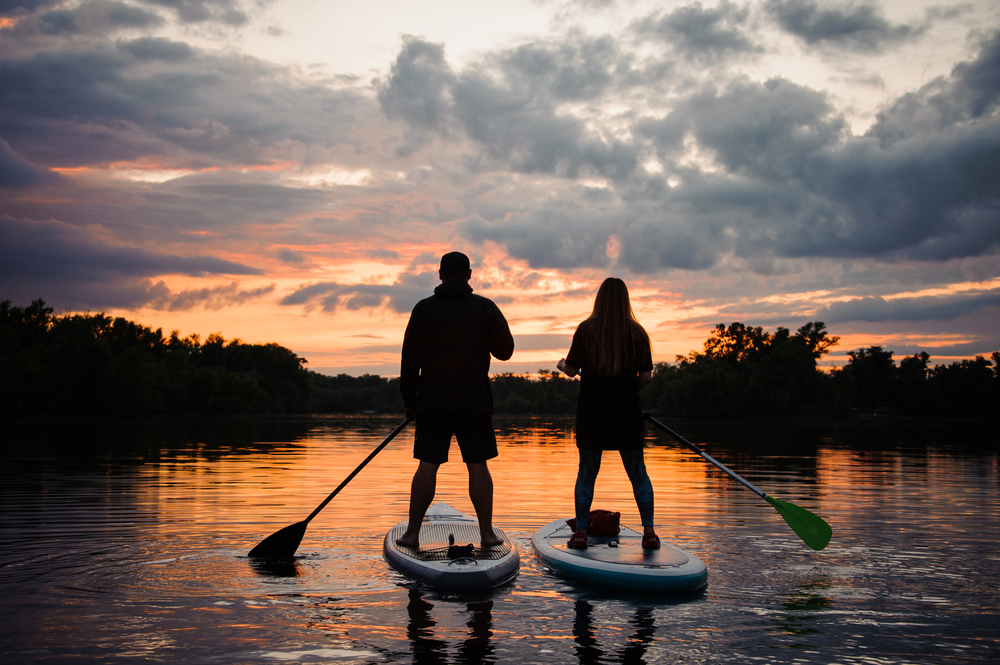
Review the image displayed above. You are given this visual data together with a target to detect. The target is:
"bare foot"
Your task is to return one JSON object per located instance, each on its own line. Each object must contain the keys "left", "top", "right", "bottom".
{"left": 480, "top": 529, "right": 504, "bottom": 548}
{"left": 395, "top": 531, "right": 420, "bottom": 548}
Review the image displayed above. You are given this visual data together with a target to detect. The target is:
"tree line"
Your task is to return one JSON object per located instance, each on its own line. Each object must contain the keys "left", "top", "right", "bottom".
{"left": 645, "top": 322, "right": 999, "bottom": 419}
{"left": 2, "top": 300, "right": 997, "bottom": 418}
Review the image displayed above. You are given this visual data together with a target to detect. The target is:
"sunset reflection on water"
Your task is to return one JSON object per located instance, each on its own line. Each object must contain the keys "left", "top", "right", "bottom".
{"left": 2, "top": 416, "right": 998, "bottom": 664}
{"left": 140, "top": 415, "right": 720, "bottom": 545}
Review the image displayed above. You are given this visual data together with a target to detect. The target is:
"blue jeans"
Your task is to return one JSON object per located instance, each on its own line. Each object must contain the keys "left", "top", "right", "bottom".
{"left": 574, "top": 448, "right": 654, "bottom": 528}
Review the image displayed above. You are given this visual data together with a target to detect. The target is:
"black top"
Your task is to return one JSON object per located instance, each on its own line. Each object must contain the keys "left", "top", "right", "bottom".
{"left": 400, "top": 281, "right": 514, "bottom": 414}
{"left": 565, "top": 319, "right": 653, "bottom": 450}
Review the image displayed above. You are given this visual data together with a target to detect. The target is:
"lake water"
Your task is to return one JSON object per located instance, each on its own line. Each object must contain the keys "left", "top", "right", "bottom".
{"left": 2, "top": 415, "right": 998, "bottom": 664}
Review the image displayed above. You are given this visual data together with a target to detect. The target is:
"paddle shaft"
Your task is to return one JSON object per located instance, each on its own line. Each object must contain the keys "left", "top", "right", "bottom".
{"left": 643, "top": 413, "right": 767, "bottom": 500}
{"left": 302, "top": 416, "right": 412, "bottom": 524}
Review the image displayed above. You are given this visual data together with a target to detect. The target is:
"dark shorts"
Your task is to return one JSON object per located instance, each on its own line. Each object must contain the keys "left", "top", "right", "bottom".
{"left": 413, "top": 413, "right": 498, "bottom": 465}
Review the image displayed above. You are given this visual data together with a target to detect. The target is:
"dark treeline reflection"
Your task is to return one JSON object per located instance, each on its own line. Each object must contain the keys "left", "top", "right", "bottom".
{"left": 3, "top": 415, "right": 320, "bottom": 462}
{"left": 4, "top": 300, "right": 998, "bottom": 419}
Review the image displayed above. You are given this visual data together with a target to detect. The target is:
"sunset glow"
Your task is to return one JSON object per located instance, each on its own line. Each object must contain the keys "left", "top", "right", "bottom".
{"left": 2, "top": 0, "right": 997, "bottom": 375}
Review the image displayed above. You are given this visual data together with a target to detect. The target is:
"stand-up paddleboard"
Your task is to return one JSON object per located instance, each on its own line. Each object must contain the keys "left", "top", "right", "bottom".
{"left": 384, "top": 502, "right": 519, "bottom": 589}
{"left": 532, "top": 518, "right": 707, "bottom": 593}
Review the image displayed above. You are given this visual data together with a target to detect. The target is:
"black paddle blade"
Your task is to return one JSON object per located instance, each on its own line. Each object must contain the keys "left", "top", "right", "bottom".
{"left": 248, "top": 520, "right": 307, "bottom": 560}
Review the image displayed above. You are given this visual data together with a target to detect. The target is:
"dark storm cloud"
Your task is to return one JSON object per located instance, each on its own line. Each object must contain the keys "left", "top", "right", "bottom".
{"left": 633, "top": 1, "right": 762, "bottom": 64}
{"left": 764, "top": 0, "right": 922, "bottom": 51}
{"left": 0, "top": 215, "right": 265, "bottom": 309}
{"left": 652, "top": 76, "right": 847, "bottom": 178}
{"left": 881, "top": 339, "right": 1000, "bottom": 359}
{"left": 119, "top": 36, "right": 195, "bottom": 61}
{"left": 150, "top": 282, "right": 276, "bottom": 311}
{"left": 499, "top": 34, "right": 621, "bottom": 101}
{"left": 0, "top": 136, "right": 61, "bottom": 187}
{"left": 0, "top": 35, "right": 369, "bottom": 168}
{"left": 282, "top": 258, "right": 456, "bottom": 314}
{"left": 0, "top": 0, "right": 59, "bottom": 15}
{"left": 1, "top": 171, "right": 333, "bottom": 244}
{"left": 814, "top": 290, "right": 1000, "bottom": 323}
{"left": 377, "top": 35, "right": 640, "bottom": 179}
{"left": 626, "top": 61, "right": 1000, "bottom": 267}
{"left": 0, "top": 215, "right": 261, "bottom": 282}
{"left": 463, "top": 208, "right": 617, "bottom": 269}
{"left": 378, "top": 28, "right": 1000, "bottom": 273}
{"left": 4, "top": 1, "right": 165, "bottom": 36}
{"left": 867, "top": 30, "right": 1000, "bottom": 145}
{"left": 139, "top": 0, "right": 249, "bottom": 26}
{"left": 280, "top": 281, "right": 430, "bottom": 314}
{"left": 377, "top": 37, "right": 455, "bottom": 133}
{"left": 276, "top": 248, "right": 305, "bottom": 264}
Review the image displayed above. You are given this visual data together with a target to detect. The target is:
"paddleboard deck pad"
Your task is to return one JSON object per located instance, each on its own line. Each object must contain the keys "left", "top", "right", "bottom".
{"left": 384, "top": 503, "right": 519, "bottom": 589}
{"left": 532, "top": 518, "right": 708, "bottom": 593}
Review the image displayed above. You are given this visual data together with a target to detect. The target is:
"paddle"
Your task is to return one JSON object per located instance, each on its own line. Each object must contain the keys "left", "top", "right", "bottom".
{"left": 248, "top": 417, "right": 413, "bottom": 560}
{"left": 643, "top": 413, "right": 832, "bottom": 551}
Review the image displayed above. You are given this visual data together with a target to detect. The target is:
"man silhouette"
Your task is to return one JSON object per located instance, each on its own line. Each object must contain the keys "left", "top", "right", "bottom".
{"left": 395, "top": 251, "right": 514, "bottom": 548}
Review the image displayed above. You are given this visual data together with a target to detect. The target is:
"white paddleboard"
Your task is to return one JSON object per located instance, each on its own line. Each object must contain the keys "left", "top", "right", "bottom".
{"left": 384, "top": 502, "right": 520, "bottom": 589}
{"left": 532, "top": 518, "right": 708, "bottom": 593}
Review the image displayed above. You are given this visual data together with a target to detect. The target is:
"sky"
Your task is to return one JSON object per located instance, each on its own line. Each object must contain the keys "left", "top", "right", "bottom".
{"left": 1, "top": 0, "right": 999, "bottom": 376}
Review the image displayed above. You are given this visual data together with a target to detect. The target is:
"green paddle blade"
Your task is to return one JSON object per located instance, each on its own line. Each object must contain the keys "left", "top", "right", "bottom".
{"left": 765, "top": 496, "right": 832, "bottom": 551}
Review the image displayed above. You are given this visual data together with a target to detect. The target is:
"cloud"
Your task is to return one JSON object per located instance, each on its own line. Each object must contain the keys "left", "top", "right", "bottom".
{"left": 378, "top": 35, "right": 640, "bottom": 179}
{"left": 4, "top": 1, "right": 165, "bottom": 37}
{"left": 633, "top": 1, "right": 763, "bottom": 64}
{"left": 867, "top": 30, "right": 1000, "bottom": 145}
{"left": 0, "top": 136, "right": 60, "bottom": 187}
{"left": 0, "top": 214, "right": 259, "bottom": 281}
{"left": 0, "top": 36, "right": 370, "bottom": 169}
{"left": 0, "top": 1, "right": 60, "bottom": 16}
{"left": 878, "top": 339, "right": 1000, "bottom": 359}
{"left": 280, "top": 280, "right": 433, "bottom": 314}
{"left": 652, "top": 76, "right": 846, "bottom": 178}
{"left": 463, "top": 208, "right": 618, "bottom": 270}
{"left": 498, "top": 33, "right": 621, "bottom": 102}
{"left": 276, "top": 248, "right": 305, "bottom": 264}
{"left": 764, "top": 0, "right": 922, "bottom": 51}
{"left": 149, "top": 281, "right": 276, "bottom": 311}
{"left": 138, "top": 0, "right": 250, "bottom": 26}
{"left": 373, "top": 28, "right": 1000, "bottom": 276}
{"left": 377, "top": 37, "right": 455, "bottom": 134}
{"left": 815, "top": 290, "right": 1000, "bottom": 323}
{"left": 119, "top": 36, "right": 195, "bottom": 62}
{"left": 0, "top": 215, "right": 267, "bottom": 308}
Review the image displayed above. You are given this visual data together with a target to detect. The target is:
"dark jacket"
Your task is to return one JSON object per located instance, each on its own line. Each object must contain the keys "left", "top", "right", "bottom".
{"left": 400, "top": 281, "right": 514, "bottom": 414}
{"left": 565, "top": 318, "right": 653, "bottom": 450}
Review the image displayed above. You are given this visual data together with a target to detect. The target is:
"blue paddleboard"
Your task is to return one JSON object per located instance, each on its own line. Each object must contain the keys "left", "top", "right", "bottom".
{"left": 532, "top": 518, "right": 707, "bottom": 592}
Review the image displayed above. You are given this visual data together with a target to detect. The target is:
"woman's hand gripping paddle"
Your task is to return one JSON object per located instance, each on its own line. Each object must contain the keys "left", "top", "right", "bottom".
{"left": 644, "top": 413, "right": 832, "bottom": 551}
{"left": 248, "top": 417, "right": 412, "bottom": 560}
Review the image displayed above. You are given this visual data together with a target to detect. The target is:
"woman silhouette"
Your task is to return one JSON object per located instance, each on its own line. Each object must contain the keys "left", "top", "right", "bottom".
{"left": 557, "top": 277, "right": 660, "bottom": 550}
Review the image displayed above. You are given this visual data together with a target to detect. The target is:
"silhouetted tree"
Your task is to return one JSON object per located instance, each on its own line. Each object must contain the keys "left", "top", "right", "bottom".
{"left": 646, "top": 321, "right": 843, "bottom": 417}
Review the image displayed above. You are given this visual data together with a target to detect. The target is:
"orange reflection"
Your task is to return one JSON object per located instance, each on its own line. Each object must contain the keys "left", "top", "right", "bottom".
{"left": 139, "top": 417, "right": 719, "bottom": 543}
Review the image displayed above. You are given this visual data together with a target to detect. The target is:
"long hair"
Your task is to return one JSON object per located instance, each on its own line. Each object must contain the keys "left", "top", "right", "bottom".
{"left": 586, "top": 277, "right": 651, "bottom": 376}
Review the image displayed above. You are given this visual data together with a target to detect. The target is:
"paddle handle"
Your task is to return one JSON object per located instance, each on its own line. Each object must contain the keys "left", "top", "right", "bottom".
{"left": 644, "top": 413, "right": 767, "bottom": 500}
{"left": 304, "top": 416, "right": 412, "bottom": 524}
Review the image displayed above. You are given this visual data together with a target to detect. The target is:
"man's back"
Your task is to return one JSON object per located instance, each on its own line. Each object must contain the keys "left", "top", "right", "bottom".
{"left": 400, "top": 280, "right": 514, "bottom": 414}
